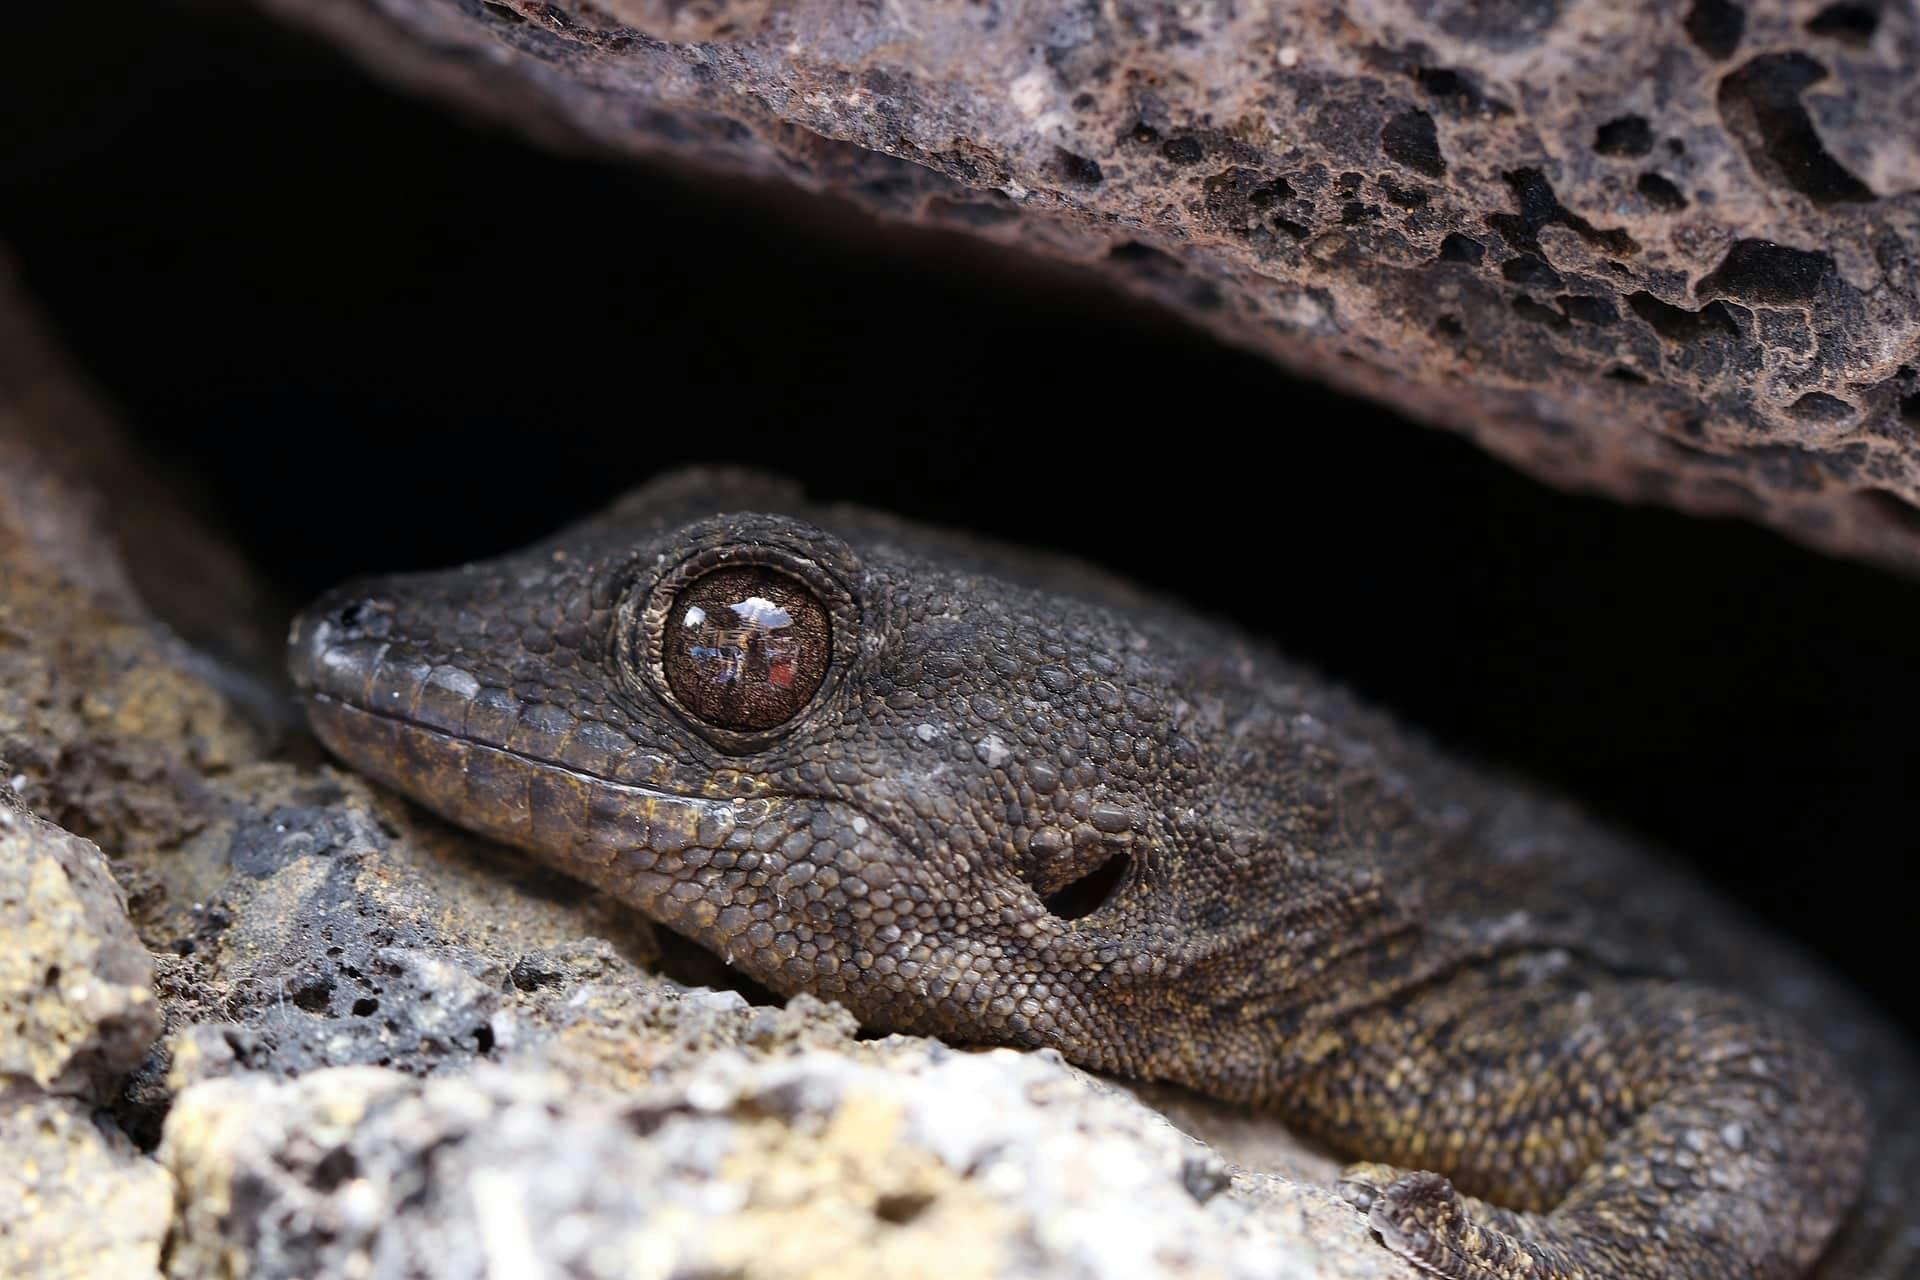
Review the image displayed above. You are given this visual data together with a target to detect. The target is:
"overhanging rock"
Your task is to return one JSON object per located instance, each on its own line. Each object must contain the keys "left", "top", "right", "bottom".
{"left": 254, "top": 0, "right": 1920, "bottom": 570}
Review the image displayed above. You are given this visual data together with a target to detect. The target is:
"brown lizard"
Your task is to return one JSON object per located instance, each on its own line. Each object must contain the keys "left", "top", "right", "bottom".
{"left": 288, "top": 468, "right": 1917, "bottom": 1279}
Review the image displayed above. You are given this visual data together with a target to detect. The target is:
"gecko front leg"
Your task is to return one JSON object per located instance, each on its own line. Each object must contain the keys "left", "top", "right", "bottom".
{"left": 1277, "top": 958, "right": 1869, "bottom": 1280}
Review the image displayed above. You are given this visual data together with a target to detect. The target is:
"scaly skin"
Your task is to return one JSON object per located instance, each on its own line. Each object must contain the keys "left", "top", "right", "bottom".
{"left": 288, "top": 468, "right": 1916, "bottom": 1279}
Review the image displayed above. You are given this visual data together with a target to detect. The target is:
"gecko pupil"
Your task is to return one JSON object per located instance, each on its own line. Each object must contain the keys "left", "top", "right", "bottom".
{"left": 662, "top": 566, "right": 831, "bottom": 731}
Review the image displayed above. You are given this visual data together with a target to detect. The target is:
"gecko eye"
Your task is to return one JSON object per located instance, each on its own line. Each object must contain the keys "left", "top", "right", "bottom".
{"left": 627, "top": 526, "right": 857, "bottom": 749}
{"left": 659, "top": 566, "right": 832, "bottom": 732}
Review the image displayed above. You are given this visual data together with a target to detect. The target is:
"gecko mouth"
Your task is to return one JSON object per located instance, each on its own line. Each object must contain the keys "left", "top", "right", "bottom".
{"left": 300, "top": 692, "right": 766, "bottom": 874}
{"left": 304, "top": 693, "right": 799, "bottom": 1000}
{"left": 287, "top": 586, "right": 733, "bottom": 822}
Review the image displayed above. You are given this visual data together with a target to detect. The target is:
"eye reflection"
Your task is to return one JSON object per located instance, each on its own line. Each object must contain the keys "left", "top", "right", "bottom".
{"left": 663, "top": 568, "right": 830, "bottom": 731}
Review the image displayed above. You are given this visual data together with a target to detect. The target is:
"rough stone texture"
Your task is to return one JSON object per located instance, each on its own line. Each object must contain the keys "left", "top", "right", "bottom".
{"left": 0, "top": 257, "right": 1409, "bottom": 1277}
{"left": 160, "top": 1040, "right": 1405, "bottom": 1280}
{"left": 253, "top": 0, "right": 1920, "bottom": 573}
{"left": 0, "top": 265, "right": 272, "bottom": 865}
{"left": 0, "top": 1091, "right": 173, "bottom": 1280}
{"left": 0, "top": 809, "right": 159, "bottom": 1099}
{"left": 0, "top": 251, "right": 280, "bottom": 672}
{"left": 0, "top": 258, "right": 180, "bottom": 1280}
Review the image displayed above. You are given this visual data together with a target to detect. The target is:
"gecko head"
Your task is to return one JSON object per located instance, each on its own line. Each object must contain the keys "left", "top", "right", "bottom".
{"left": 289, "top": 468, "right": 1302, "bottom": 1089}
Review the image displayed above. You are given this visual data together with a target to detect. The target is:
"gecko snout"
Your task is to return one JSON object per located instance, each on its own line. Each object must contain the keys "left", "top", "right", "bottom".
{"left": 287, "top": 579, "right": 400, "bottom": 696}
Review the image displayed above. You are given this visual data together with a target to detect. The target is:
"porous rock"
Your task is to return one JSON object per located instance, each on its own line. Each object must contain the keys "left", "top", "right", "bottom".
{"left": 252, "top": 0, "right": 1920, "bottom": 573}
{"left": 0, "top": 808, "right": 159, "bottom": 1099}
{"left": 160, "top": 1042, "right": 1404, "bottom": 1280}
{"left": 0, "top": 1091, "right": 173, "bottom": 1280}
{"left": 0, "top": 260, "right": 267, "bottom": 865}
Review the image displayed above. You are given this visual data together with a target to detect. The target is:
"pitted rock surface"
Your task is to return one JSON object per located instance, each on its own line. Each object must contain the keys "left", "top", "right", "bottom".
{"left": 159, "top": 1046, "right": 1407, "bottom": 1280}
{"left": 249, "top": 0, "right": 1920, "bottom": 571}
{"left": 0, "top": 809, "right": 159, "bottom": 1100}
{"left": 0, "top": 1092, "right": 173, "bottom": 1280}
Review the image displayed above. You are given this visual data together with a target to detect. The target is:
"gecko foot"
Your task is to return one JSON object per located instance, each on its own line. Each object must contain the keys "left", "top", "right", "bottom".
{"left": 1340, "top": 1164, "right": 1573, "bottom": 1280}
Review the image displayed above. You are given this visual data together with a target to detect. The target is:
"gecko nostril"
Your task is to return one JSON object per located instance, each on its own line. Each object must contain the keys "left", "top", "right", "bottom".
{"left": 289, "top": 586, "right": 402, "bottom": 695}
{"left": 331, "top": 595, "right": 393, "bottom": 639}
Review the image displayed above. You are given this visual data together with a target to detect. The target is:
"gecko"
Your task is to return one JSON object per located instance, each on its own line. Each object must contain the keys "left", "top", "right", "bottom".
{"left": 288, "top": 468, "right": 1917, "bottom": 1279}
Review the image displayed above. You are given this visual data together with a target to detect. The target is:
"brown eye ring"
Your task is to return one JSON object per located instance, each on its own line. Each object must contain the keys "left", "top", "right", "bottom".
{"left": 628, "top": 544, "right": 853, "bottom": 749}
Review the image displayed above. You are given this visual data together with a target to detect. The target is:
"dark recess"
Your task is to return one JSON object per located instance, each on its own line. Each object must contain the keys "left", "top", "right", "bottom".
{"left": 1788, "top": 392, "right": 1854, "bottom": 423}
{"left": 1501, "top": 254, "right": 1563, "bottom": 289}
{"left": 1685, "top": 0, "right": 1746, "bottom": 60}
{"left": 1717, "top": 53, "right": 1876, "bottom": 204}
{"left": 1489, "top": 167, "right": 1637, "bottom": 257}
{"left": 1438, "top": 233, "right": 1486, "bottom": 264}
{"left": 1629, "top": 291, "right": 1747, "bottom": 344}
{"left": 1161, "top": 136, "right": 1204, "bottom": 165}
{"left": 1636, "top": 172, "right": 1688, "bottom": 211}
{"left": 874, "top": 1192, "right": 935, "bottom": 1225}
{"left": 1558, "top": 294, "right": 1619, "bottom": 326}
{"left": 1593, "top": 115, "right": 1653, "bottom": 157}
{"left": 1055, "top": 149, "right": 1104, "bottom": 187}
{"left": 1806, "top": 3, "right": 1879, "bottom": 42}
{"left": 1381, "top": 107, "right": 1446, "bottom": 178}
{"left": 1412, "top": 65, "right": 1511, "bottom": 116}
{"left": 1698, "top": 238, "right": 1834, "bottom": 305}
{"left": 1512, "top": 295, "right": 1570, "bottom": 330}
{"left": 1, "top": 1, "right": 1917, "bottom": 1039}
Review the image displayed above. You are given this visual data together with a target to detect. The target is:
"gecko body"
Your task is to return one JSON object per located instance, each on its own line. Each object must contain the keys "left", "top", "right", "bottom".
{"left": 289, "top": 469, "right": 1917, "bottom": 1279}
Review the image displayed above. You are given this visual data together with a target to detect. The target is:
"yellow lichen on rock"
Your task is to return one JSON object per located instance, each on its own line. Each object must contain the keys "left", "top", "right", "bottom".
{"left": 0, "top": 808, "right": 159, "bottom": 1098}
{"left": 0, "top": 1094, "right": 173, "bottom": 1280}
{"left": 704, "top": 1090, "right": 1006, "bottom": 1280}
